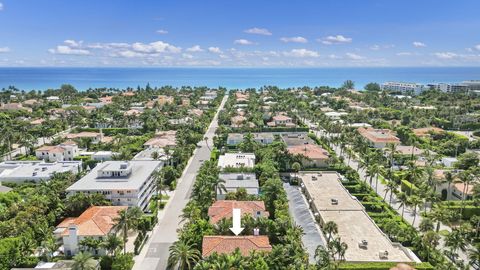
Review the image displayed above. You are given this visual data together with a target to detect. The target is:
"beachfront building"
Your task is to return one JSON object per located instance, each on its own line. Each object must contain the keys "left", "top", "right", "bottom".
{"left": 217, "top": 173, "right": 259, "bottom": 200}
{"left": 0, "top": 161, "right": 82, "bottom": 183}
{"left": 202, "top": 236, "right": 272, "bottom": 257}
{"left": 358, "top": 127, "right": 400, "bottom": 148}
{"left": 298, "top": 171, "right": 419, "bottom": 263}
{"left": 218, "top": 153, "right": 255, "bottom": 170}
{"left": 381, "top": 82, "right": 426, "bottom": 95}
{"left": 66, "top": 160, "right": 162, "bottom": 210}
{"left": 35, "top": 141, "right": 79, "bottom": 162}
{"left": 287, "top": 144, "right": 330, "bottom": 168}
{"left": 208, "top": 200, "right": 269, "bottom": 224}
{"left": 55, "top": 206, "right": 127, "bottom": 256}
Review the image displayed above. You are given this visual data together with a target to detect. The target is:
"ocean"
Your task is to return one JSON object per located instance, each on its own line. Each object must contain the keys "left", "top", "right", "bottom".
{"left": 0, "top": 67, "right": 479, "bottom": 91}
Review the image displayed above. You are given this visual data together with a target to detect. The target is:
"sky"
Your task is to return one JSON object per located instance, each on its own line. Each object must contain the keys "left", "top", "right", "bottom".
{"left": 0, "top": 0, "right": 480, "bottom": 67}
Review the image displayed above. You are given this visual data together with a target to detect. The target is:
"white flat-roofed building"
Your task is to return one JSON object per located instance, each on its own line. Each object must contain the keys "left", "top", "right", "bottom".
{"left": 66, "top": 160, "right": 162, "bottom": 210}
{"left": 218, "top": 153, "right": 255, "bottom": 169}
{"left": 429, "top": 83, "right": 468, "bottom": 93}
{"left": 92, "top": 151, "right": 116, "bottom": 161}
{"left": 0, "top": 161, "right": 82, "bottom": 183}
{"left": 227, "top": 133, "right": 275, "bottom": 145}
{"left": 217, "top": 173, "right": 259, "bottom": 199}
{"left": 324, "top": 111, "right": 348, "bottom": 120}
{"left": 381, "top": 82, "right": 426, "bottom": 95}
{"left": 299, "top": 171, "right": 418, "bottom": 263}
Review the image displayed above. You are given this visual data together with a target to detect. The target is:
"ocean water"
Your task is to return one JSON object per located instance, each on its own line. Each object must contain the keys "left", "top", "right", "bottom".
{"left": 0, "top": 67, "right": 479, "bottom": 91}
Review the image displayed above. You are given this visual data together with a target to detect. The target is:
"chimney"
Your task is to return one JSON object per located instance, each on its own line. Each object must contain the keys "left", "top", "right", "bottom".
{"left": 253, "top": 228, "right": 260, "bottom": 236}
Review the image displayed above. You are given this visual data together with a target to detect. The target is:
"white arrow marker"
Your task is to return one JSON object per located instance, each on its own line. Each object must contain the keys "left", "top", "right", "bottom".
{"left": 230, "top": 208, "right": 244, "bottom": 236}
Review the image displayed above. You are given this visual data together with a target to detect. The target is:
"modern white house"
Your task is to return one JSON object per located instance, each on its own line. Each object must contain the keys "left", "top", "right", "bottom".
{"left": 217, "top": 173, "right": 259, "bottom": 199}
{"left": 66, "top": 160, "right": 162, "bottom": 210}
{"left": 227, "top": 133, "right": 275, "bottom": 146}
{"left": 55, "top": 206, "right": 127, "bottom": 256}
{"left": 35, "top": 140, "right": 79, "bottom": 162}
{"left": 0, "top": 161, "right": 82, "bottom": 183}
{"left": 218, "top": 153, "right": 256, "bottom": 170}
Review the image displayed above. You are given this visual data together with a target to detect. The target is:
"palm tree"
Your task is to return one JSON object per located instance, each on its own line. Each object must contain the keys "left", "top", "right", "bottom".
{"left": 168, "top": 239, "right": 201, "bottom": 270}
{"left": 385, "top": 143, "right": 399, "bottom": 171}
{"left": 314, "top": 245, "right": 332, "bottom": 269}
{"left": 324, "top": 221, "right": 338, "bottom": 243}
{"left": 408, "top": 195, "right": 423, "bottom": 226}
{"left": 468, "top": 244, "right": 480, "bottom": 268}
{"left": 114, "top": 207, "right": 143, "bottom": 254}
{"left": 291, "top": 162, "right": 301, "bottom": 182}
{"left": 397, "top": 192, "right": 408, "bottom": 219}
{"left": 100, "top": 234, "right": 123, "bottom": 256}
{"left": 72, "top": 252, "right": 97, "bottom": 270}
{"left": 445, "top": 229, "right": 467, "bottom": 256}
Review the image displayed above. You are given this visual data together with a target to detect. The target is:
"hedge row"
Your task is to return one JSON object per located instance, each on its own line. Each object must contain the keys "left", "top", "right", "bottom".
{"left": 400, "top": 179, "right": 419, "bottom": 195}
{"left": 76, "top": 127, "right": 141, "bottom": 136}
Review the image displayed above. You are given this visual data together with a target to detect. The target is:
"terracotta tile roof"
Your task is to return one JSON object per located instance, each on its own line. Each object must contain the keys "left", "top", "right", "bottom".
{"left": 393, "top": 145, "right": 424, "bottom": 156}
{"left": 124, "top": 109, "right": 142, "bottom": 116}
{"left": 208, "top": 200, "right": 268, "bottom": 224}
{"left": 61, "top": 140, "right": 78, "bottom": 146}
{"left": 30, "top": 118, "right": 45, "bottom": 125}
{"left": 99, "top": 96, "right": 113, "bottom": 103}
{"left": 287, "top": 144, "right": 330, "bottom": 160}
{"left": 66, "top": 132, "right": 100, "bottom": 139}
{"left": 358, "top": 127, "right": 400, "bottom": 144}
{"left": 56, "top": 206, "right": 127, "bottom": 237}
{"left": 144, "top": 130, "right": 177, "bottom": 148}
{"left": 412, "top": 127, "right": 444, "bottom": 137}
{"left": 202, "top": 235, "right": 272, "bottom": 257}
{"left": 36, "top": 145, "right": 65, "bottom": 153}
{"left": 122, "top": 91, "right": 135, "bottom": 96}
{"left": 231, "top": 115, "right": 246, "bottom": 125}
{"left": 273, "top": 115, "right": 292, "bottom": 121}
{"left": 454, "top": 182, "right": 474, "bottom": 195}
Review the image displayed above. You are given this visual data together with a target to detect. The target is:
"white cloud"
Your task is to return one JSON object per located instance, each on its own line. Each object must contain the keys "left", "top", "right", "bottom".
{"left": 88, "top": 42, "right": 130, "bottom": 49}
{"left": 346, "top": 53, "right": 365, "bottom": 60}
{"left": 280, "top": 36, "right": 308, "bottom": 43}
{"left": 156, "top": 29, "right": 168, "bottom": 34}
{"left": 117, "top": 50, "right": 143, "bottom": 58}
{"left": 234, "top": 39, "right": 254, "bottom": 45}
{"left": 396, "top": 52, "right": 413, "bottom": 56}
{"left": 48, "top": 45, "right": 90, "bottom": 55}
{"left": 370, "top": 45, "right": 380, "bottom": 51}
{"left": 0, "top": 3, "right": 3, "bottom": 11}
{"left": 474, "top": 44, "right": 480, "bottom": 51}
{"left": 434, "top": 52, "right": 457, "bottom": 59}
{"left": 244, "top": 27, "right": 272, "bottom": 36}
{"left": 208, "top": 47, "right": 222, "bottom": 53}
{"left": 131, "top": 41, "right": 181, "bottom": 54}
{"left": 182, "top": 53, "right": 193, "bottom": 59}
{"left": 283, "top": 49, "right": 319, "bottom": 58}
{"left": 0, "top": 47, "right": 10, "bottom": 53}
{"left": 64, "top": 39, "right": 83, "bottom": 47}
{"left": 320, "top": 35, "right": 352, "bottom": 45}
{"left": 413, "top": 41, "right": 426, "bottom": 48}
{"left": 186, "top": 45, "right": 203, "bottom": 52}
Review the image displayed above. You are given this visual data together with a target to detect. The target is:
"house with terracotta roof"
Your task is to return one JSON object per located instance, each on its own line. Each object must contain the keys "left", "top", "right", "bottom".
{"left": 122, "top": 91, "right": 135, "bottom": 97}
{"left": 267, "top": 115, "right": 295, "bottom": 127}
{"left": 55, "top": 206, "right": 127, "bottom": 256}
{"left": 412, "top": 127, "right": 444, "bottom": 138}
{"left": 231, "top": 115, "right": 246, "bottom": 127}
{"left": 156, "top": 95, "right": 174, "bottom": 106}
{"left": 0, "top": 102, "right": 32, "bottom": 112}
{"left": 66, "top": 132, "right": 103, "bottom": 144}
{"left": 35, "top": 141, "right": 79, "bottom": 162}
{"left": 208, "top": 200, "right": 268, "bottom": 224}
{"left": 287, "top": 144, "right": 330, "bottom": 168}
{"left": 143, "top": 130, "right": 177, "bottom": 149}
{"left": 98, "top": 96, "right": 113, "bottom": 104}
{"left": 202, "top": 235, "right": 272, "bottom": 257}
{"left": 188, "top": 108, "right": 204, "bottom": 117}
{"left": 23, "top": 99, "right": 40, "bottom": 107}
{"left": 358, "top": 127, "right": 400, "bottom": 148}
{"left": 30, "top": 118, "right": 45, "bottom": 125}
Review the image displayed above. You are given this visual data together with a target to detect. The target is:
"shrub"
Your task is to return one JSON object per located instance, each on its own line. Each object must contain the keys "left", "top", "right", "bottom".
{"left": 400, "top": 179, "right": 418, "bottom": 195}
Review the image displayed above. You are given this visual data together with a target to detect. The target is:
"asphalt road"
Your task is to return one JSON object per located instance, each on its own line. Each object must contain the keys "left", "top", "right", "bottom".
{"left": 133, "top": 96, "right": 227, "bottom": 270}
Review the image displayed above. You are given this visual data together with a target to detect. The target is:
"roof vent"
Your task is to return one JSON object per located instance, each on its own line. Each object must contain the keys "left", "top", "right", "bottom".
{"left": 331, "top": 198, "right": 338, "bottom": 205}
